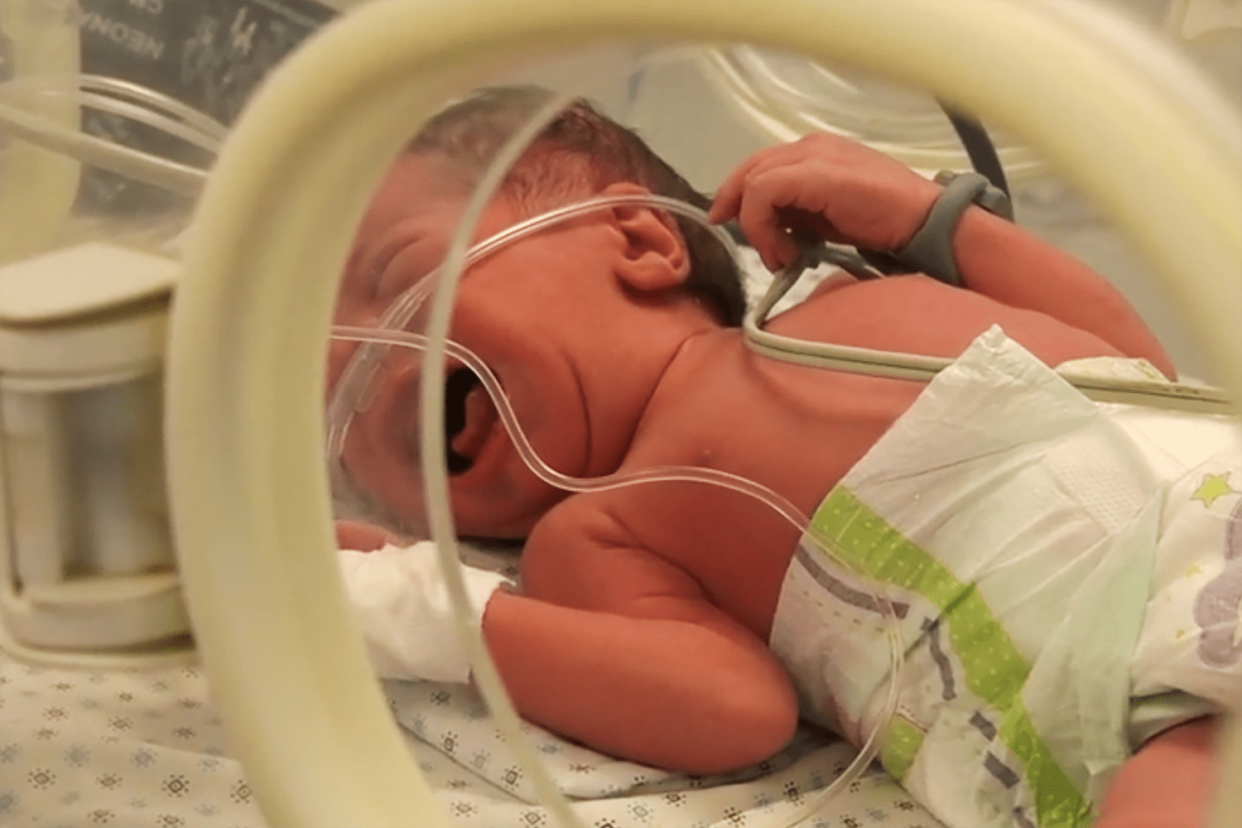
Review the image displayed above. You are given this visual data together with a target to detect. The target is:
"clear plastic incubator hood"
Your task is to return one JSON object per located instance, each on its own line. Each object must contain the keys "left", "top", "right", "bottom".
{"left": 0, "top": 1, "right": 1239, "bottom": 827}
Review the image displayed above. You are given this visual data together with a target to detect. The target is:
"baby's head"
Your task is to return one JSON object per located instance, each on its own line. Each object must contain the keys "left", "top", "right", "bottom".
{"left": 405, "top": 85, "right": 746, "bottom": 326}
{"left": 333, "top": 86, "right": 745, "bottom": 539}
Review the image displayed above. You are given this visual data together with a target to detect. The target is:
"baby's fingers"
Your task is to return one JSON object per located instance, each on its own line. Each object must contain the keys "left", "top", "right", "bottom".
{"left": 734, "top": 167, "right": 827, "bottom": 271}
{"left": 710, "top": 141, "right": 825, "bottom": 224}
{"left": 336, "top": 519, "right": 395, "bottom": 551}
{"left": 709, "top": 156, "right": 761, "bottom": 224}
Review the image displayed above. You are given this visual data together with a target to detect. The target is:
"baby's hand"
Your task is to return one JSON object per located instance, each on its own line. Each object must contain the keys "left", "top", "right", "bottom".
{"left": 709, "top": 133, "right": 942, "bottom": 272}
{"left": 335, "top": 519, "right": 395, "bottom": 551}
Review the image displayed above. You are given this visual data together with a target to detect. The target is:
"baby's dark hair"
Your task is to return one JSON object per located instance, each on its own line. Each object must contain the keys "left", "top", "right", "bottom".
{"left": 408, "top": 86, "right": 746, "bottom": 326}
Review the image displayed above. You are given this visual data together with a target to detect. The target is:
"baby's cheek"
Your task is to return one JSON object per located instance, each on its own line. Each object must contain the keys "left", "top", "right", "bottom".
{"left": 452, "top": 481, "right": 557, "bottom": 541}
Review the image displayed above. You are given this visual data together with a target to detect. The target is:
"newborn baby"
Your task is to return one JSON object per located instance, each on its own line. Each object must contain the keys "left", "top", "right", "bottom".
{"left": 331, "top": 87, "right": 1237, "bottom": 828}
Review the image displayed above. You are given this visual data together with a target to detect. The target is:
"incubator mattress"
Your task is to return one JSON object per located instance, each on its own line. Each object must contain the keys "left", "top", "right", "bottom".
{"left": 0, "top": 650, "right": 941, "bottom": 827}
{"left": 0, "top": 532, "right": 943, "bottom": 827}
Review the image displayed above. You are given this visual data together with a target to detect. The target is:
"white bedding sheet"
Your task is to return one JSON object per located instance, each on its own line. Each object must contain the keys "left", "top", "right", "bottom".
{"left": 0, "top": 255, "right": 949, "bottom": 827}
{"left": 0, "top": 649, "right": 943, "bottom": 828}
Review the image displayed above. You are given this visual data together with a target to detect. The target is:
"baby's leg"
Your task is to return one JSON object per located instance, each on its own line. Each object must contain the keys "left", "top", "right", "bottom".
{"left": 1096, "top": 717, "right": 1218, "bottom": 828}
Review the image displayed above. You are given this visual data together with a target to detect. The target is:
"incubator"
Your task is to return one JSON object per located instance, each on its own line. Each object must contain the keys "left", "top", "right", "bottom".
{"left": 0, "top": 1, "right": 1239, "bottom": 827}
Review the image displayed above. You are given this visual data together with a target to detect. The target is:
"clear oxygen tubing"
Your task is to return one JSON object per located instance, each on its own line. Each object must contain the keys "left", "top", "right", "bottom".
{"left": 0, "top": 74, "right": 214, "bottom": 196}
{"left": 328, "top": 188, "right": 906, "bottom": 825}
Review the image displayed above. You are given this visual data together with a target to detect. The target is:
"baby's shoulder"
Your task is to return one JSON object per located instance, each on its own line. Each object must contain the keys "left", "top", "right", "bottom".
{"left": 522, "top": 490, "right": 713, "bottom": 597}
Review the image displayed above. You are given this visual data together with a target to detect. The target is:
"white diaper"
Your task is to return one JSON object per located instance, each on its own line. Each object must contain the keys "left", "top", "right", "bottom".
{"left": 769, "top": 328, "right": 1241, "bottom": 828}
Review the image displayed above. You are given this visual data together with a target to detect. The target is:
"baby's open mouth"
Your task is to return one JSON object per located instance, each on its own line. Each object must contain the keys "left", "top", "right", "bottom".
{"left": 443, "top": 367, "right": 497, "bottom": 474}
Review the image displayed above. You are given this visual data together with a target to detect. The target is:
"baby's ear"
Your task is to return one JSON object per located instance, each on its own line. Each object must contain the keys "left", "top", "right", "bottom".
{"left": 602, "top": 182, "right": 691, "bottom": 292}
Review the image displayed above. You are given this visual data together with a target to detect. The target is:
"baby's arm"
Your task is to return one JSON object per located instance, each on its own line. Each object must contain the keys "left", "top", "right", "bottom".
{"left": 710, "top": 134, "right": 1175, "bottom": 377}
{"left": 950, "top": 203, "right": 1174, "bottom": 377}
{"left": 1096, "top": 717, "right": 1219, "bottom": 828}
{"left": 482, "top": 498, "right": 799, "bottom": 773}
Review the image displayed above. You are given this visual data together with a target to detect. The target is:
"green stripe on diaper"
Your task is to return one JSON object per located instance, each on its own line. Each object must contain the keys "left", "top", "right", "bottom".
{"left": 880, "top": 714, "right": 924, "bottom": 783}
{"left": 810, "top": 487, "right": 1092, "bottom": 828}
{"left": 999, "top": 704, "right": 1093, "bottom": 827}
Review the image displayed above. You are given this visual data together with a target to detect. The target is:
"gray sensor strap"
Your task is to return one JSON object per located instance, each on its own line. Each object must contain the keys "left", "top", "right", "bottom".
{"left": 891, "top": 171, "right": 1010, "bottom": 287}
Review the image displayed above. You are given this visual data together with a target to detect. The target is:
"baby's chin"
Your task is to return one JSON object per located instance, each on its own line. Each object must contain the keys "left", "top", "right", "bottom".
{"left": 449, "top": 466, "right": 567, "bottom": 540}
